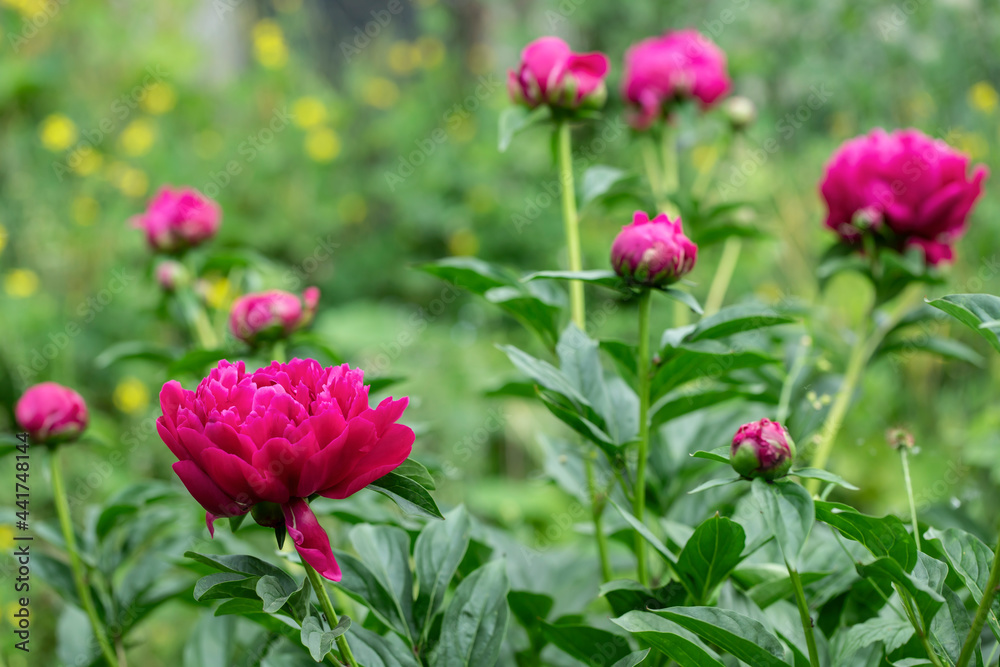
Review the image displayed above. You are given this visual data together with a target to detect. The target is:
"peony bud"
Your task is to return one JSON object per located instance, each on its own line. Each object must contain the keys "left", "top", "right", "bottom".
{"left": 724, "top": 96, "right": 756, "bottom": 132}
{"left": 611, "top": 211, "right": 697, "bottom": 288}
{"left": 508, "top": 36, "right": 610, "bottom": 112}
{"left": 155, "top": 260, "right": 188, "bottom": 291}
{"left": 131, "top": 186, "right": 221, "bottom": 253}
{"left": 228, "top": 287, "right": 320, "bottom": 345}
{"left": 730, "top": 418, "right": 796, "bottom": 481}
{"left": 15, "top": 382, "right": 88, "bottom": 445}
{"left": 885, "top": 427, "right": 915, "bottom": 451}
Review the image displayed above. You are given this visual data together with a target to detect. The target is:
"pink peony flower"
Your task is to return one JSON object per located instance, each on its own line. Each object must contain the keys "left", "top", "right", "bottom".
{"left": 16, "top": 382, "right": 88, "bottom": 444}
{"left": 622, "top": 29, "right": 730, "bottom": 129}
{"left": 730, "top": 418, "right": 796, "bottom": 481}
{"left": 229, "top": 287, "right": 320, "bottom": 345}
{"left": 508, "top": 36, "right": 609, "bottom": 111}
{"left": 611, "top": 211, "right": 697, "bottom": 288}
{"left": 155, "top": 260, "right": 187, "bottom": 291}
{"left": 131, "top": 186, "right": 221, "bottom": 253}
{"left": 157, "top": 359, "right": 415, "bottom": 580}
{"left": 820, "top": 128, "right": 988, "bottom": 265}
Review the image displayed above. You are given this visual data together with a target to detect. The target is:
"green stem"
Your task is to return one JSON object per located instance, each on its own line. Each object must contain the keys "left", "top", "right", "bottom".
{"left": 899, "top": 589, "right": 947, "bottom": 667}
{"left": 777, "top": 337, "right": 811, "bottom": 423}
{"left": 634, "top": 289, "right": 653, "bottom": 587}
{"left": 900, "top": 447, "right": 921, "bottom": 551}
{"left": 50, "top": 449, "right": 120, "bottom": 667}
{"left": 956, "top": 532, "right": 1000, "bottom": 667}
{"left": 788, "top": 566, "right": 821, "bottom": 667}
{"left": 807, "top": 285, "right": 923, "bottom": 493}
{"left": 703, "top": 237, "right": 743, "bottom": 317}
{"left": 303, "top": 561, "right": 359, "bottom": 667}
{"left": 585, "top": 455, "right": 613, "bottom": 582}
{"left": 660, "top": 124, "right": 679, "bottom": 208}
{"left": 557, "top": 121, "right": 585, "bottom": 331}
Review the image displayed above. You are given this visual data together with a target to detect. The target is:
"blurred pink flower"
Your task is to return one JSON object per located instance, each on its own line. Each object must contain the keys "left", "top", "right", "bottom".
{"left": 611, "top": 211, "right": 697, "bottom": 288}
{"left": 820, "top": 128, "right": 988, "bottom": 265}
{"left": 157, "top": 359, "right": 415, "bottom": 580}
{"left": 16, "top": 382, "right": 88, "bottom": 444}
{"left": 508, "top": 36, "right": 609, "bottom": 110}
{"left": 229, "top": 287, "right": 320, "bottom": 345}
{"left": 622, "top": 29, "right": 730, "bottom": 129}
{"left": 132, "top": 186, "right": 221, "bottom": 253}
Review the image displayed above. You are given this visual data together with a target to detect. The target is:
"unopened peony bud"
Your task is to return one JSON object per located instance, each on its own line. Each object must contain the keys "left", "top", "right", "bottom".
{"left": 731, "top": 418, "right": 795, "bottom": 481}
{"left": 228, "top": 287, "right": 320, "bottom": 345}
{"left": 508, "top": 37, "right": 609, "bottom": 112}
{"left": 15, "top": 382, "right": 88, "bottom": 445}
{"left": 724, "top": 96, "right": 756, "bottom": 131}
{"left": 611, "top": 211, "right": 697, "bottom": 288}
{"left": 155, "top": 260, "right": 188, "bottom": 291}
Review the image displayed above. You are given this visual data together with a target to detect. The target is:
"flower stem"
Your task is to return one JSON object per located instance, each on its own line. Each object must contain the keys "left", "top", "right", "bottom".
{"left": 303, "top": 561, "right": 359, "bottom": 667}
{"left": 807, "top": 285, "right": 923, "bottom": 493}
{"left": 50, "top": 448, "right": 120, "bottom": 667}
{"left": 660, "top": 124, "right": 679, "bottom": 209}
{"left": 634, "top": 289, "right": 653, "bottom": 587}
{"left": 787, "top": 566, "right": 821, "bottom": 667}
{"left": 956, "top": 531, "right": 1000, "bottom": 667}
{"left": 703, "top": 237, "right": 743, "bottom": 317}
{"left": 585, "top": 454, "right": 612, "bottom": 582}
{"left": 557, "top": 121, "right": 585, "bottom": 331}
{"left": 899, "top": 447, "right": 921, "bottom": 551}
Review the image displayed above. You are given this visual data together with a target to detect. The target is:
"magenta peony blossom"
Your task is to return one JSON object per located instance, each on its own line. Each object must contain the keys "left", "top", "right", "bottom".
{"left": 611, "top": 211, "right": 697, "bottom": 288}
{"left": 820, "top": 128, "right": 988, "bottom": 265}
{"left": 508, "top": 36, "right": 609, "bottom": 111}
{"left": 622, "top": 29, "right": 730, "bottom": 129}
{"left": 731, "top": 418, "right": 796, "bottom": 481}
{"left": 157, "top": 359, "right": 415, "bottom": 580}
{"left": 229, "top": 287, "right": 320, "bottom": 345}
{"left": 16, "top": 382, "right": 88, "bottom": 444}
{"left": 132, "top": 186, "right": 221, "bottom": 253}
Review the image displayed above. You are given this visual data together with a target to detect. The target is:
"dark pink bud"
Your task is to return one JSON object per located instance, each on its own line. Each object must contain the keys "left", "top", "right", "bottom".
{"left": 730, "top": 418, "right": 796, "bottom": 480}
{"left": 228, "top": 288, "right": 319, "bottom": 345}
{"left": 131, "top": 186, "right": 221, "bottom": 253}
{"left": 611, "top": 211, "right": 697, "bottom": 288}
{"left": 508, "top": 36, "right": 609, "bottom": 111}
{"left": 15, "top": 382, "right": 88, "bottom": 445}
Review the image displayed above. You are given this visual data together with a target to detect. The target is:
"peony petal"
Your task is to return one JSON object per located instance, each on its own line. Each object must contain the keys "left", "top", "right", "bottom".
{"left": 172, "top": 460, "right": 246, "bottom": 518}
{"left": 299, "top": 419, "right": 378, "bottom": 497}
{"left": 282, "top": 498, "right": 341, "bottom": 581}
{"left": 320, "top": 423, "right": 414, "bottom": 500}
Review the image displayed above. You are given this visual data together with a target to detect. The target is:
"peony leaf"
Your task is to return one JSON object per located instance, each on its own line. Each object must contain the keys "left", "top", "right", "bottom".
{"left": 429, "top": 560, "right": 510, "bottom": 666}
{"left": 367, "top": 471, "right": 443, "bottom": 520}
{"left": 927, "top": 293, "right": 1000, "bottom": 354}
{"left": 415, "top": 505, "right": 471, "bottom": 635}
{"left": 346, "top": 624, "right": 421, "bottom": 667}
{"left": 350, "top": 525, "right": 416, "bottom": 639}
{"left": 498, "top": 105, "right": 549, "bottom": 152}
{"left": 539, "top": 622, "right": 633, "bottom": 667}
{"left": 299, "top": 612, "right": 351, "bottom": 662}
{"left": 649, "top": 607, "right": 787, "bottom": 666}
{"left": 751, "top": 478, "right": 814, "bottom": 563}
{"left": 613, "top": 611, "right": 723, "bottom": 665}
{"left": 791, "top": 468, "right": 859, "bottom": 490}
{"left": 675, "top": 515, "right": 747, "bottom": 604}
{"left": 926, "top": 527, "right": 1000, "bottom": 642}
{"left": 685, "top": 303, "right": 796, "bottom": 342}
{"left": 580, "top": 165, "right": 630, "bottom": 208}
{"left": 814, "top": 502, "right": 917, "bottom": 572}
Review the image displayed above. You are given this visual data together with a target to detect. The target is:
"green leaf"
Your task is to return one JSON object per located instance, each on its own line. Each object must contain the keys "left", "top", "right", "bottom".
{"left": 691, "top": 447, "right": 730, "bottom": 463}
{"left": 599, "top": 579, "right": 687, "bottom": 617}
{"left": 686, "top": 303, "right": 795, "bottom": 342}
{"left": 350, "top": 523, "right": 416, "bottom": 639}
{"left": 611, "top": 501, "right": 678, "bottom": 565}
{"left": 300, "top": 613, "right": 351, "bottom": 661}
{"left": 346, "top": 624, "right": 422, "bottom": 667}
{"left": 523, "top": 269, "right": 626, "bottom": 290}
{"left": 742, "top": 569, "right": 830, "bottom": 609}
{"left": 930, "top": 587, "right": 973, "bottom": 664}
{"left": 651, "top": 386, "right": 765, "bottom": 428}
{"left": 508, "top": 590, "right": 554, "bottom": 652}
{"left": 169, "top": 348, "right": 231, "bottom": 376}
{"left": 612, "top": 611, "right": 724, "bottom": 666}
{"left": 815, "top": 501, "right": 917, "bottom": 571}
{"left": 675, "top": 515, "right": 746, "bottom": 603}
{"left": 182, "top": 614, "right": 234, "bottom": 667}
{"left": 662, "top": 287, "right": 703, "bottom": 315}
{"left": 415, "top": 505, "right": 471, "bottom": 633}
{"left": 651, "top": 339, "right": 776, "bottom": 400}
{"left": 393, "top": 458, "right": 436, "bottom": 490}
{"left": 751, "top": 479, "right": 814, "bottom": 562}
{"left": 429, "top": 560, "right": 510, "bottom": 667}
{"left": 367, "top": 471, "right": 443, "bottom": 519}
{"left": 540, "top": 622, "right": 633, "bottom": 667}
{"left": 419, "top": 257, "right": 515, "bottom": 295}
{"left": 928, "top": 293, "right": 1000, "bottom": 353}
{"left": 878, "top": 334, "right": 985, "bottom": 366}
{"left": 185, "top": 552, "right": 299, "bottom": 584}
{"left": 485, "top": 286, "right": 562, "bottom": 346}
{"left": 611, "top": 649, "right": 652, "bottom": 667}
{"left": 95, "top": 341, "right": 174, "bottom": 369}
{"left": 580, "top": 165, "right": 629, "bottom": 208}
{"left": 498, "top": 105, "right": 549, "bottom": 152}
{"left": 856, "top": 557, "right": 944, "bottom": 629}
{"left": 926, "top": 527, "right": 1000, "bottom": 641}
{"left": 791, "top": 468, "right": 859, "bottom": 490}
{"left": 834, "top": 607, "right": 914, "bottom": 660}
{"left": 333, "top": 549, "right": 411, "bottom": 641}
{"left": 193, "top": 572, "right": 253, "bottom": 602}
{"left": 687, "top": 477, "right": 740, "bottom": 495}
{"left": 650, "top": 607, "right": 787, "bottom": 666}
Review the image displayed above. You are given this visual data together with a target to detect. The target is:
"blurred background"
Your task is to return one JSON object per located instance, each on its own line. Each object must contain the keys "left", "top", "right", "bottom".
{"left": 1, "top": 0, "right": 999, "bottom": 664}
